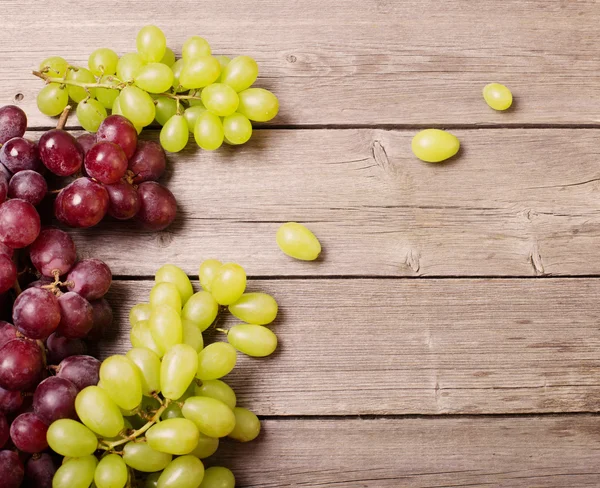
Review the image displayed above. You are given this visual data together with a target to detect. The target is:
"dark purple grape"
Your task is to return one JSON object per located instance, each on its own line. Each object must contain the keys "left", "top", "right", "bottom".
{"left": 0, "top": 199, "right": 41, "bottom": 249}
{"left": 0, "top": 255, "right": 16, "bottom": 294}
{"left": 0, "top": 338, "right": 44, "bottom": 390}
{"left": 38, "top": 129, "right": 83, "bottom": 176}
{"left": 136, "top": 182, "right": 177, "bottom": 231}
{"left": 84, "top": 141, "right": 128, "bottom": 184}
{"left": 0, "top": 177, "right": 6, "bottom": 205}
{"left": 66, "top": 259, "right": 112, "bottom": 300}
{"left": 56, "top": 292, "right": 93, "bottom": 339}
{"left": 0, "top": 449, "right": 24, "bottom": 488}
{"left": 55, "top": 177, "right": 108, "bottom": 228}
{"left": 129, "top": 140, "right": 166, "bottom": 183}
{"left": 97, "top": 115, "right": 138, "bottom": 159}
{"left": 0, "top": 106, "right": 27, "bottom": 145}
{"left": 24, "top": 452, "right": 56, "bottom": 488}
{"left": 0, "top": 138, "right": 40, "bottom": 174}
{"left": 0, "top": 321, "right": 17, "bottom": 349}
{"left": 0, "top": 164, "right": 11, "bottom": 183}
{"left": 0, "top": 412, "right": 8, "bottom": 448}
{"left": 56, "top": 354, "right": 100, "bottom": 391}
{"left": 12, "top": 288, "right": 61, "bottom": 339}
{"left": 0, "top": 386, "right": 23, "bottom": 413}
{"left": 46, "top": 332, "right": 87, "bottom": 364}
{"left": 89, "top": 298, "right": 113, "bottom": 340}
{"left": 33, "top": 376, "right": 78, "bottom": 423}
{"left": 76, "top": 133, "right": 97, "bottom": 157}
{"left": 0, "top": 242, "right": 12, "bottom": 259}
{"left": 105, "top": 180, "right": 140, "bottom": 219}
{"left": 7, "top": 170, "right": 47, "bottom": 206}
{"left": 29, "top": 228, "right": 77, "bottom": 277}
{"left": 10, "top": 412, "right": 49, "bottom": 453}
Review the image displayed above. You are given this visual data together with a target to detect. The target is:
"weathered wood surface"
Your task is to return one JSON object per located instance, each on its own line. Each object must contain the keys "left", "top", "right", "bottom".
{"left": 3, "top": 1, "right": 600, "bottom": 126}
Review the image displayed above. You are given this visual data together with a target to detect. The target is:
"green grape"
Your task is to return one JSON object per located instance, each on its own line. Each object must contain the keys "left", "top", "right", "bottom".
{"left": 65, "top": 67, "right": 96, "bottom": 102}
{"left": 46, "top": 419, "right": 98, "bottom": 457}
{"left": 483, "top": 82, "right": 513, "bottom": 111}
{"left": 52, "top": 455, "right": 97, "bottom": 488}
{"left": 75, "top": 385, "right": 125, "bottom": 437}
{"left": 139, "top": 394, "right": 162, "bottom": 417}
{"left": 171, "top": 59, "right": 187, "bottom": 93}
{"left": 137, "top": 25, "right": 167, "bottom": 63}
{"left": 237, "top": 87, "right": 279, "bottom": 122}
{"left": 199, "top": 259, "right": 222, "bottom": 292}
{"left": 180, "top": 56, "right": 221, "bottom": 89}
{"left": 123, "top": 441, "right": 172, "bottom": 472}
{"left": 190, "top": 432, "right": 219, "bottom": 459}
{"left": 411, "top": 129, "right": 460, "bottom": 163}
{"left": 229, "top": 292, "right": 278, "bottom": 325}
{"left": 181, "top": 291, "right": 218, "bottom": 332}
{"left": 201, "top": 83, "right": 239, "bottom": 116}
{"left": 94, "top": 453, "right": 128, "bottom": 488}
{"left": 117, "top": 52, "right": 146, "bottom": 82}
{"left": 227, "top": 323, "right": 278, "bottom": 357}
{"left": 76, "top": 98, "right": 107, "bottom": 132}
{"left": 160, "top": 114, "right": 189, "bottom": 153}
{"left": 40, "top": 56, "right": 68, "bottom": 77}
{"left": 89, "top": 48, "right": 119, "bottom": 76}
{"left": 135, "top": 62, "right": 174, "bottom": 93}
{"left": 120, "top": 85, "right": 156, "bottom": 127}
{"left": 194, "top": 379, "right": 236, "bottom": 410}
{"left": 182, "top": 36, "right": 211, "bottom": 60}
{"left": 194, "top": 111, "right": 224, "bottom": 150}
{"left": 145, "top": 472, "right": 162, "bottom": 488}
{"left": 183, "top": 105, "right": 206, "bottom": 132}
{"left": 150, "top": 305, "right": 183, "bottom": 354}
{"left": 222, "top": 112, "right": 252, "bottom": 145}
{"left": 130, "top": 303, "right": 153, "bottom": 326}
{"left": 126, "top": 347, "right": 162, "bottom": 396}
{"left": 160, "top": 47, "right": 176, "bottom": 67}
{"left": 182, "top": 396, "right": 236, "bottom": 438}
{"left": 221, "top": 55, "right": 258, "bottom": 92}
{"left": 161, "top": 402, "right": 184, "bottom": 420}
{"left": 155, "top": 264, "right": 194, "bottom": 304}
{"left": 112, "top": 95, "right": 123, "bottom": 115}
{"left": 276, "top": 222, "right": 322, "bottom": 260}
{"left": 228, "top": 406, "right": 261, "bottom": 442}
{"left": 158, "top": 455, "right": 204, "bottom": 488}
{"left": 200, "top": 467, "right": 235, "bottom": 488}
{"left": 161, "top": 343, "right": 198, "bottom": 400}
{"left": 96, "top": 75, "right": 120, "bottom": 109}
{"left": 100, "top": 355, "right": 143, "bottom": 410}
{"left": 37, "top": 83, "right": 68, "bottom": 116}
{"left": 130, "top": 319, "right": 163, "bottom": 357}
{"left": 154, "top": 96, "right": 178, "bottom": 126}
{"left": 150, "top": 282, "right": 182, "bottom": 312}
{"left": 215, "top": 55, "right": 231, "bottom": 78}
{"left": 188, "top": 89, "right": 205, "bottom": 106}
{"left": 146, "top": 418, "right": 200, "bottom": 455}
{"left": 211, "top": 263, "right": 246, "bottom": 305}
{"left": 182, "top": 319, "right": 204, "bottom": 353}
{"left": 196, "top": 342, "right": 237, "bottom": 380}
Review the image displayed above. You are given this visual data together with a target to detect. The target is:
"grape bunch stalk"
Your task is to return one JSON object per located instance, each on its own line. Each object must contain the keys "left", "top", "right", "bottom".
{"left": 34, "top": 25, "right": 279, "bottom": 153}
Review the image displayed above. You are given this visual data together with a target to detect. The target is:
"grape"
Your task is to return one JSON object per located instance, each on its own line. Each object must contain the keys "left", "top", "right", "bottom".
{"left": 237, "top": 88, "right": 279, "bottom": 122}
{"left": 201, "top": 83, "right": 239, "bottom": 116}
{"left": 182, "top": 396, "right": 236, "bottom": 438}
{"left": 220, "top": 55, "right": 258, "bottom": 93}
{"left": 88, "top": 48, "right": 119, "bottom": 76}
{"left": 154, "top": 96, "right": 178, "bottom": 126}
{"left": 89, "top": 298, "right": 113, "bottom": 340}
{"left": 97, "top": 114, "right": 138, "bottom": 159}
{"left": 34, "top": 376, "right": 77, "bottom": 426}
{"left": 105, "top": 180, "right": 140, "bottom": 220}
{"left": 155, "top": 264, "right": 193, "bottom": 304}
{"left": 190, "top": 432, "right": 219, "bottom": 459}
{"left": 37, "top": 83, "right": 69, "bottom": 116}
{"left": 149, "top": 305, "right": 182, "bottom": 354}
{"left": 94, "top": 453, "right": 128, "bottom": 488}
{"left": 0, "top": 137, "right": 41, "bottom": 173}
{"left": 137, "top": 25, "right": 167, "bottom": 62}
{"left": 161, "top": 402, "right": 183, "bottom": 420}
{"left": 276, "top": 222, "right": 322, "bottom": 260}
{"left": 0, "top": 386, "right": 23, "bottom": 413}
{"left": 39, "top": 56, "right": 69, "bottom": 78}
{"left": 182, "top": 36, "right": 211, "bottom": 60}
{"left": 182, "top": 320, "right": 204, "bottom": 352}
{"left": 136, "top": 181, "right": 177, "bottom": 231}
{"left": 117, "top": 52, "right": 146, "bottom": 82}
{"left": 180, "top": 56, "right": 221, "bottom": 89}
{"left": 200, "top": 467, "right": 235, "bottom": 488}
{"left": 56, "top": 355, "right": 101, "bottom": 391}
{"left": 47, "top": 419, "right": 98, "bottom": 457}
{"left": 76, "top": 133, "right": 97, "bottom": 156}
{"left": 52, "top": 454, "right": 97, "bottom": 488}
{"left": 158, "top": 455, "right": 205, "bottom": 488}
{"left": 229, "top": 292, "right": 278, "bottom": 325}
{"left": 25, "top": 452, "right": 57, "bottom": 488}
{"left": 123, "top": 441, "right": 172, "bottom": 472}
{"left": 199, "top": 259, "right": 222, "bottom": 292}
{"left": 38, "top": 129, "right": 83, "bottom": 176}
{"left": 135, "top": 62, "right": 174, "bottom": 93}
{"left": 171, "top": 59, "right": 186, "bottom": 92}
{"left": 215, "top": 55, "right": 231, "bottom": 75}
{"left": 194, "top": 111, "right": 224, "bottom": 150}
{"left": 228, "top": 323, "right": 278, "bottom": 357}
{"left": 10, "top": 412, "right": 49, "bottom": 453}
{"left": 0, "top": 241, "right": 12, "bottom": 258}
{"left": 75, "top": 385, "right": 124, "bottom": 437}
{"left": 8, "top": 170, "right": 47, "bottom": 206}
{"left": 47, "top": 333, "right": 87, "bottom": 364}
{"left": 160, "top": 47, "right": 176, "bottom": 67}
{"left": 183, "top": 105, "right": 206, "bottom": 132}
{"left": 76, "top": 99, "right": 107, "bottom": 132}
{"left": 161, "top": 344, "right": 198, "bottom": 400}
{"left": 129, "top": 140, "right": 166, "bottom": 183}
{"left": 228, "top": 406, "right": 260, "bottom": 442}
{"left": 196, "top": 342, "right": 236, "bottom": 380}
{"left": 0, "top": 412, "right": 7, "bottom": 448}
{"left": 411, "top": 129, "right": 460, "bottom": 163}
{"left": 0, "top": 450, "right": 24, "bottom": 488}
{"left": 211, "top": 263, "right": 246, "bottom": 305}
{"left": 96, "top": 75, "right": 121, "bottom": 109}
{"left": 483, "top": 83, "right": 513, "bottom": 111}
{"left": 57, "top": 292, "right": 94, "bottom": 339}
{"left": 150, "top": 282, "right": 182, "bottom": 311}
{"left": 0, "top": 105, "right": 27, "bottom": 144}
{"left": 126, "top": 347, "right": 161, "bottom": 396}
{"left": 0, "top": 321, "right": 17, "bottom": 349}
{"left": 195, "top": 379, "right": 236, "bottom": 410}
{"left": 130, "top": 303, "right": 152, "bottom": 325}
{"left": 146, "top": 417, "right": 199, "bottom": 455}
{"left": 221, "top": 113, "right": 251, "bottom": 145}
{"left": 66, "top": 259, "right": 112, "bottom": 300}
{"left": 56, "top": 177, "right": 109, "bottom": 228}
{"left": 130, "top": 319, "right": 163, "bottom": 357}
{"left": 120, "top": 85, "right": 156, "bottom": 127}
{"left": 30, "top": 227, "right": 77, "bottom": 277}
{"left": 160, "top": 114, "right": 189, "bottom": 153}
{"left": 182, "top": 291, "right": 218, "bottom": 331}
{"left": 85, "top": 141, "right": 128, "bottom": 184}
{"left": 0, "top": 255, "right": 16, "bottom": 294}
{"left": 12, "top": 287, "right": 60, "bottom": 339}
{"left": 0, "top": 177, "right": 6, "bottom": 205}
{"left": 0, "top": 338, "right": 44, "bottom": 390}
{"left": 100, "top": 355, "right": 143, "bottom": 410}
{"left": 65, "top": 67, "right": 97, "bottom": 102}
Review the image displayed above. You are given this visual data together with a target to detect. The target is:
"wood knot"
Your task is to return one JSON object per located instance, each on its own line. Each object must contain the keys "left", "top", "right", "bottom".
{"left": 371, "top": 140, "right": 396, "bottom": 175}
{"left": 286, "top": 54, "right": 297, "bottom": 63}
{"left": 529, "top": 244, "right": 545, "bottom": 275}
{"left": 402, "top": 248, "right": 421, "bottom": 273}
{"left": 14, "top": 93, "right": 23, "bottom": 102}
{"left": 156, "top": 231, "right": 174, "bottom": 247}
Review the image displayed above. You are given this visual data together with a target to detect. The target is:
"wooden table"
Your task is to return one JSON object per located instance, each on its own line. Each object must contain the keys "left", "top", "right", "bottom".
{"left": 2, "top": 1, "right": 600, "bottom": 486}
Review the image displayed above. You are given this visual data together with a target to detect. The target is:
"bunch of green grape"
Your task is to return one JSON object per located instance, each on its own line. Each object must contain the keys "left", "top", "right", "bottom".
{"left": 35, "top": 25, "right": 279, "bottom": 153}
{"left": 47, "top": 262, "right": 279, "bottom": 488}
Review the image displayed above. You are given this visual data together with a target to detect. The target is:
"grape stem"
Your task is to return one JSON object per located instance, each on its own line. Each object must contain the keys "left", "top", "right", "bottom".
{"left": 56, "top": 105, "right": 71, "bottom": 130}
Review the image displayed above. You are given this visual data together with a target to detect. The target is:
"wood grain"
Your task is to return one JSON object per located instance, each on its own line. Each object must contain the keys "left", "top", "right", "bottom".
{"left": 2, "top": 1, "right": 600, "bottom": 126}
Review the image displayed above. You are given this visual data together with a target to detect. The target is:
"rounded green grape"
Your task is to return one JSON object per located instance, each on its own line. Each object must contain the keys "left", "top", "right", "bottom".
{"left": 182, "top": 396, "right": 236, "bottom": 438}
{"left": 221, "top": 55, "right": 258, "bottom": 92}
{"left": 88, "top": 48, "right": 119, "bottom": 76}
{"left": 227, "top": 323, "right": 278, "bottom": 357}
{"left": 195, "top": 379, "right": 236, "bottom": 410}
{"left": 155, "top": 264, "right": 194, "bottom": 304}
{"left": 161, "top": 402, "right": 184, "bottom": 420}
{"left": 117, "top": 52, "right": 146, "bottom": 82}
{"left": 184, "top": 105, "right": 206, "bottom": 132}
{"left": 154, "top": 96, "right": 178, "bottom": 126}
{"left": 200, "top": 467, "right": 235, "bottom": 488}
{"left": 229, "top": 292, "right": 278, "bottom": 325}
{"left": 210, "top": 263, "right": 246, "bottom": 305}
{"left": 146, "top": 417, "right": 200, "bottom": 455}
{"left": 75, "top": 385, "right": 124, "bottom": 437}
{"left": 37, "top": 83, "right": 68, "bottom": 116}
{"left": 126, "top": 347, "right": 162, "bottom": 396}
{"left": 161, "top": 343, "right": 198, "bottom": 399}
{"left": 120, "top": 85, "right": 156, "bottom": 127}
{"left": 76, "top": 98, "right": 107, "bottom": 132}
{"left": 123, "top": 441, "right": 172, "bottom": 472}
{"left": 171, "top": 59, "right": 187, "bottom": 93}
{"left": 52, "top": 455, "right": 97, "bottom": 488}
{"left": 190, "top": 432, "right": 219, "bottom": 459}
{"left": 199, "top": 259, "right": 222, "bottom": 292}
{"left": 160, "top": 47, "right": 176, "bottom": 67}
{"left": 222, "top": 112, "right": 252, "bottom": 145}
{"left": 145, "top": 472, "right": 161, "bottom": 488}
{"left": 161, "top": 114, "right": 189, "bottom": 153}
{"left": 276, "top": 222, "right": 322, "bottom": 261}
{"left": 46, "top": 419, "right": 98, "bottom": 457}
{"left": 158, "top": 455, "right": 205, "bottom": 488}
{"left": 94, "top": 453, "right": 128, "bottom": 488}
{"left": 196, "top": 342, "right": 237, "bottom": 380}
{"left": 181, "top": 291, "right": 219, "bottom": 331}
{"left": 96, "top": 75, "right": 120, "bottom": 109}
{"left": 180, "top": 56, "right": 221, "bottom": 89}
{"left": 40, "top": 56, "right": 68, "bottom": 77}
{"left": 150, "top": 305, "right": 183, "bottom": 354}
{"left": 130, "top": 319, "right": 163, "bottom": 357}
{"left": 137, "top": 25, "right": 167, "bottom": 62}
{"left": 483, "top": 82, "right": 513, "bottom": 111}
{"left": 411, "top": 129, "right": 460, "bottom": 163}
{"left": 237, "top": 87, "right": 279, "bottom": 122}
{"left": 182, "top": 319, "right": 205, "bottom": 352}
{"left": 150, "top": 282, "right": 182, "bottom": 312}
{"left": 135, "top": 62, "right": 174, "bottom": 93}
{"left": 99, "top": 355, "right": 143, "bottom": 410}
{"left": 182, "top": 36, "right": 211, "bottom": 60}
{"left": 194, "top": 111, "right": 224, "bottom": 150}
{"left": 130, "top": 303, "right": 153, "bottom": 326}
{"left": 201, "top": 83, "right": 239, "bottom": 116}
{"left": 228, "top": 406, "right": 261, "bottom": 442}
{"left": 65, "top": 67, "right": 96, "bottom": 102}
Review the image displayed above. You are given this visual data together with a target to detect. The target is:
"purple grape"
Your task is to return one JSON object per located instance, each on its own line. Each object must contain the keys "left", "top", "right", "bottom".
{"left": 0, "top": 412, "right": 8, "bottom": 448}
{"left": 0, "top": 255, "right": 16, "bottom": 294}
{"left": 0, "top": 177, "right": 6, "bottom": 205}
{"left": 66, "top": 259, "right": 112, "bottom": 300}
{"left": 129, "top": 140, "right": 166, "bottom": 183}
{"left": 0, "top": 321, "right": 18, "bottom": 349}
{"left": 33, "top": 376, "right": 78, "bottom": 423}
{"left": 0, "top": 338, "right": 44, "bottom": 390}
{"left": 0, "top": 106, "right": 27, "bottom": 145}
{"left": 46, "top": 332, "right": 87, "bottom": 364}
{"left": 0, "top": 450, "right": 24, "bottom": 488}
{"left": 136, "top": 182, "right": 177, "bottom": 231}
{"left": 25, "top": 452, "right": 56, "bottom": 488}
{"left": 0, "top": 242, "right": 12, "bottom": 259}
{"left": 97, "top": 115, "right": 138, "bottom": 159}
{"left": 56, "top": 354, "right": 100, "bottom": 391}
{"left": 0, "top": 138, "right": 40, "bottom": 174}
{"left": 55, "top": 177, "right": 108, "bottom": 228}
{"left": 76, "top": 133, "right": 97, "bottom": 157}
{"left": 7, "top": 170, "right": 47, "bottom": 206}
{"left": 38, "top": 129, "right": 83, "bottom": 176}
{"left": 56, "top": 292, "right": 93, "bottom": 339}
{"left": 105, "top": 180, "right": 140, "bottom": 220}
{"left": 89, "top": 298, "right": 113, "bottom": 340}
{"left": 12, "top": 287, "right": 61, "bottom": 339}
{"left": 0, "top": 199, "right": 41, "bottom": 249}
{"left": 0, "top": 164, "right": 11, "bottom": 182}
{"left": 85, "top": 141, "right": 128, "bottom": 184}
{"left": 29, "top": 228, "right": 77, "bottom": 277}
{"left": 10, "top": 412, "right": 49, "bottom": 453}
{"left": 0, "top": 386, "right": 23, "bottom": 413}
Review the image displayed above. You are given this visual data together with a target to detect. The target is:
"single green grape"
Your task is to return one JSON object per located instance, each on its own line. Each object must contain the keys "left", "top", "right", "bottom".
{"left": 130, "top": 319, "right": 163, "bottom": 357}
{"left": 483, "top": 82, "right": 513, "bottom": 111}
{"left": 222, "top": 112, "right": 252, "bottom": 145}
{"left": 196, "top": 342, "right": 237, "bottom": 380}
{"left": 154, "top": 96, "right": 178, "bottom": 126}
{"left": 201, "top": 83, "right": 239, "bottom": 116}
{"left": 75, "top": 385, "right": 124, "bottom": 437}
{"left": 228, "top": 406, "right": 261, "bottom": 442}
{"left": 99, "top": 355, "right": 143, "bottom": 410}
{"left": 200, "top": 467, "right": 235, "bottom": 488}
{"left": 76, "top": 98, "right": 107, "bottom": 132}
{"left": 145, "top": 472, "right": 161, "bottom": 488}
{"left": 190, "top": 432, "right": 219, "bottom": 459}
{"left": 411, "top": 129, "right": 460, "bottom": 163}
{"left": 135, "top": 62, "right": 174, "bottom": 93}
{"left": 171, "top": 59, "right": 187, "bottom": 93}
{"left": 229, "top": 292, "right": 278, "bottom": 325}
{"left": 39, "top": 56, "right": 68, "bottom": 77}
{"left": 183, "top": 105, "right": 206, "bottom": 132}
{"left": 126, "top": 347, "right": 162, "bottom": 396}
{"left": 137, "top": 25, "right": 167, "bottom": 62}
{"left": 276, "top": 222, "right": 322, "bottom": 260}
{"left": 139, "top": 395, "right": 162, "bottom": 419}
{"left": 199, "top": 259, "right": 222, "bottom": 292}
{"left": 227, "top": 323, "right": 278, "bottom": 357}
{"left": 194, "top": 379, "right": 236, "bottom": 410}
{"left": 37, "top": 83, "right": 68, "bottom": 116}
{"left": 161, "top": 402, "right": 184, "bottom": 420}
{"left": 181, "top": 291, "right": 219, "bottom": 332}
{"left": 182, "top": 319, "right": 204, "bottom": 352}
{"left": 237, "top": 88, "right": 279, "bottom": 122}
{"left": 146, "top": 418, "right": 200, "bottom": 455}
{"left": 194, "top": 111, "right": 224, "bottom": 150}
{"left": 160, "top": 47, "right": 176, "bottom": 67}
{"left": 161, "top": 114, "right": 189, "bottom": 153}
{"left": 46, "top": 419, "right": 98, "bottom": 457}
{"left": 94, "top": 453, "right": 128, "bottom": 488}
{"left": 96, "top": 75, "right": 120, "bottom": 109}
{"left": 215, "top": 55, "right": 231, "bottom": 78}
{"left": 150, "top": 305, "right": 183, "bottom": 354}
{"left": 123, "top": 441, "right": 172, "bottom": 472}
{"left": 221, "top": 55, "right": 258, "bottom": 92}
{"left": 52, "top": 455, "right": 97, "bottom": 488}
{"left": 88, "top": 48, "right": 119, "bottom": 76}
{"left": 188, "top": 89, "right": 205, "bottom": 106}
{"left": 182, "top": 36, "right": 211, "bottom": 60}
{"left": 65, "top": 67, "right": 96, "bottom": 102}
{"left": 182, "top": 396, "right": 236, "bottom": 438}
{"left": 120, "top": 85, "right": 156, "bottom": 127}
{"left": 210, "top": 263, "right": 246, "bottom": 305}
{"left": 161, "top": 343, "right": 199, "bottom": 400}
{"left": 150, "top": 281, "right": 182, "bottom": 312}
{"left": 180, "top": 56, "right": 221, "bottom": 89}
{"left": 158, "top": 455, "right": 205, "bottom": 488}
{"left": 155, "top": 264, "right": 194, "bottom": 304}
{"left": 117, "top": 52, "right": 146, "bottom": 82}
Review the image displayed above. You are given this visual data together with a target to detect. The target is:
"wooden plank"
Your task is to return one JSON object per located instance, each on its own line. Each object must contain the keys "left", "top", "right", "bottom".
{"left": 65, "top": 128, "right": 600, "bottom": 277}
{"left": 96, "top": 278, "right": 600, "bottom": 415}
{"left": 2, "top": 1, "right": 600, "bottom": 126}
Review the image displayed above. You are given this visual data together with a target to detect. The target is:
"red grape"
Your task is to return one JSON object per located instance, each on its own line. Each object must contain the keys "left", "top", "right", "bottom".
{"left": 0, "top": 321, "right": 17, "bottom": 349}
{"left": 7, "top": 170, "right": 47, "bottom": 206}
{"left": 89, "top": 298, "right": 113, "bottom": 340}
{"left": 10, "top": 412, "right": 49, "bottom": 453}
{"left": 55, "top": 177, "right": 108, "bottom": 228}
{"left": 129, "top": 140, "right": 166, "bottom": 183}
{"left": 25, "top": 452, "right": 57, "bottom": 488}
{"left": 66, "top": 259, "right": 112, "bottom": 300}
{"left": 0, "top": 449, "right": 24, "bottom": 488}
{"left": 0, "top": 106, "right": 27, "bottom": 145}
{"left": 33, "top": 376, "right": 78, "bottom": 423}
{"left": 56, "top": 355, "right": 100, "bottom": 391}
{"left": 12, "top": 288, "right": 61, "bottom": 340}
{"left": 0, "top": 177, "right": 6, "bottom": 204}
{"left": 0, "top": 412, "right": 8, "bottom": 448}
{"left": 0, "top": 199, "right": 41, "bottom": 249}
{"left": 76, "top": 133, "right": 97, "bottom": 157}
{"left": 0, "top": 338, "right": 44, "bottom": 390}
{"left": 0, "top": 138, "right": 41, "bottom": 174}
{"left": 136, "top": 182, "right": 177, "bottom": 231}
{"left": 84, "top": 141, "right": 128, "bottom": 184}
{"left": 0, "top": 242, "right": 12, "bottom": 259}
{"left": 46, "top": 332, "right": 87, "bottom": 364}
{"left": 0, "top": 386, "right": 23, "bottom": 413}
{"left": 96, "top": 115, "right": 138, "bottom": 159}
{"left": 38, "top": 129, "right": 83, "bottom": 176}
{"left": 0, "top": 164, "right": 10, "bottom": 183}
{"left": 56, "top": 292, "right": 93, "bottom": 339}
{"left": 0, "top": 255, "right": 16, "bottom": 294}
{"left": 30, "top": 228, "right": 77, "bottom": 277}
{"left": 105, "top": 179, "right": 140, "bottom": 219}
